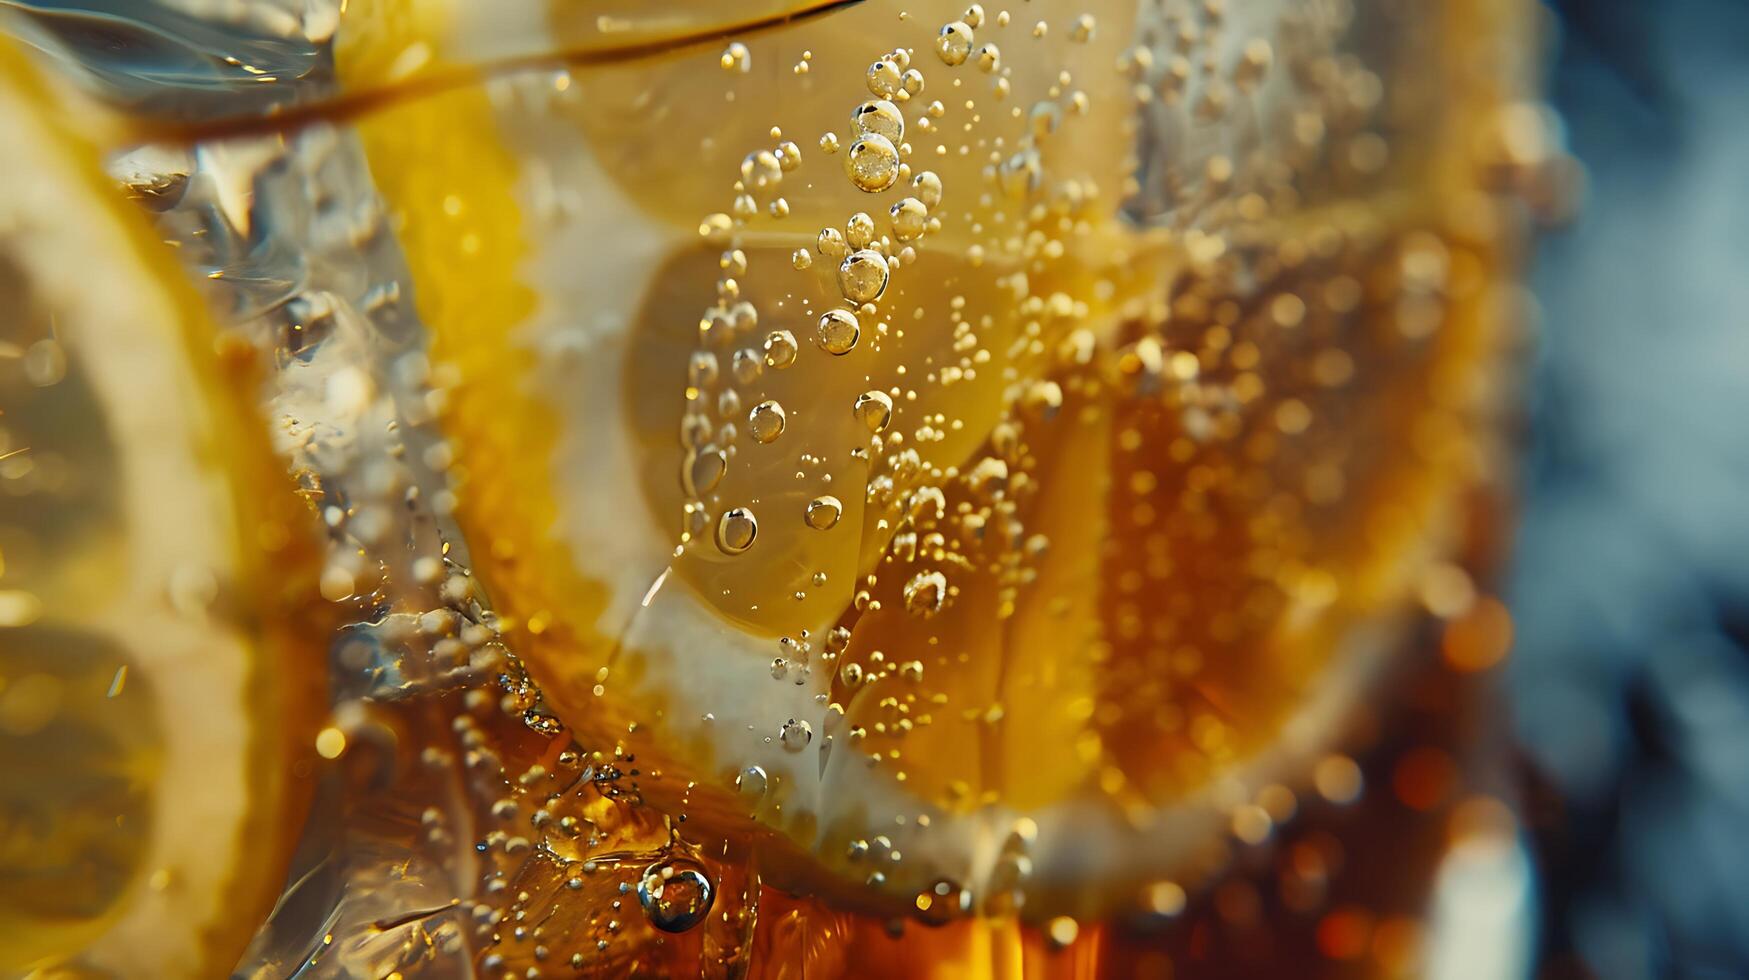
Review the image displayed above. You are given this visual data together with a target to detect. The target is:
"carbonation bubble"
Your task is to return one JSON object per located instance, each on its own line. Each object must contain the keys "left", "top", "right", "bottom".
{"left": 740, "top": 150, "right": 783, "bottom": 192}
{"left": 867, "top": 59, "right": 902, "bottom": 98}
{"left": 747, "top": 400, "right": 787, "bottom": 444}
{"left": 736, "top": 765, "right": 769, "bottom": 799}
{"left": 816, "top": 309, "right": 861, "bottom": 355}
{"left": 688, "top": 350, "right": 719, "bottom": 387}
{"left": 715, "top": 508, "right": 758, "bottom": 554}
{"left": 854, "top": 390, "right": 894, "bottom": 432}
{"left": 775, "top": 140, "right": 802, "bottom": 171}
{"left": 912, "top": 170, "right": 943, "bottom": 210}
{"left": 732, "top": 348, "right": 761, "bottom": 383}
{"left": 779, "top": 718, "right": 813, "bottom": 751}
{"left": 1069, "top": 13, "right": 1096, "bottom": 43}
{"left": 818, "top": 226, "right": 848, "bottom": 258}
{"left": 903, "top": 569, "right": 948, "bottom": 616}
{"left": 962, "top": 3, "right": 985, "bottom": 28}
{"left": 901, "top": 69, "right": 925, "bottom": 97}
{"left": 805, "top": 496, "right": 843, "bottom": 531}
{"left": 684, "top": 446, "right": 726, "bottom": 496}
{"left": 838, "top": 249, "right": 890, "bottom": 303}
{"left": 764, "top": 329, "right": 798, "bottom": 369}
{"left": 792, "top": 248, "right": 812, "bottom": 270}
{"left": 846, "top": 212, "right": 877, "bottom": 248}
{"left": 720, "top": 42, "right": 750, "bottom": 73}
{"left": 890, "top": 197, "right": 928, "bottom": 241}
{"left": 936, "top": 21, "right": 974, "bottom": 66}
{"left": 637, "top": 862, "right": 715, "bottom": 933}
{"left": 845, "top": 134, "right": 901, "bottom": 193}
{"left": 851, "top": 100, "right": 905, "bottom": 143}
{"left": 976, "top": 43, "right": 1001, "bottom": 74}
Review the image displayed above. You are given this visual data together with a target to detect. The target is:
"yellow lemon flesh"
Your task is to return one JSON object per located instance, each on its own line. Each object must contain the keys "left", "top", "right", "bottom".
{"left": 341, "top": 0, "right": 1536, "bottom": 920}
{"left": 0, "top": 41, "right": 321, "bottom": 976}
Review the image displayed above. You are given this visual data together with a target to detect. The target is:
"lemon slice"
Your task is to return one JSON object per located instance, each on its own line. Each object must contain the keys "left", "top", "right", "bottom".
{"left": 0, "top": 41, "right": 322, "bottom": 975}
{"left": 347, "top": 0, "right": 1533, "bottom": 920}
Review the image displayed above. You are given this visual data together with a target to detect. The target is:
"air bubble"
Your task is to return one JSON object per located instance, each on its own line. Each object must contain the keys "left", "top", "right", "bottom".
{"left": 716, "top": 508, "right": 758, "bottom": 554}
{"left": 890, "top": 198, "right": 928, "bottom": 241}
{"left": 779, "top": 718, "right": 813, "bottom": 751}
{"left": 805, "top": 496, "right": 843, "bottom": 530}
{"left": 851, "top": 100, "right": 906, "bottom": 143}
{"left": 818, "top": 226, "right": 849, "bottom": 258}
{"left": 683, "top": 446, "right": 726, "bottom": 496}
{"left": 913, "top": 171, "right": 944, "bottom": 209}
{"left": 936, "top": 22, "right": 974, "bottom": 67}
{"left": 903, "top": 569, "right": 949, "bottom": 616}
{"left": 720, "top": 42, "right": 750, "bottom": 73}
{"left": 816, "top": 309, "right": 861, "bottom": 355}
{"left": 747, "top": 400, "right": 787, "bottom": 444}
{"left": 737, "top": 765, "right": 769, "bottom": 799}
{"left": 976, "top": 43, "right": 1001, "bottom": 74}
{"left": 845, "top": 134, "right": 901, "bottom": 192}
{"left": 764, "top": 330, "right": 799, "bottom": 369}
{"left": 740, "top": 150, "right": 783, "bottom": 193}
{"left": 838, "top": 250, "right": 890, "bottom": 304}
{"left": 867, "top": 59, "right": 902, "bottom": 98}
{"left": 854, "top": 390, "right": 894, "bottom": 432}
{"left": 637, "top": 862, "right": 715, "bottom": 933}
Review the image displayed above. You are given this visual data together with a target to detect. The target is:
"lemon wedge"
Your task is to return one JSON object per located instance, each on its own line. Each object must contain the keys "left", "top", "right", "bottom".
{"left": 0, "top": 40, "right": 322, "bottom": 976}
{"left": 344, "top": 0, "right": 1534, "bottom": 920}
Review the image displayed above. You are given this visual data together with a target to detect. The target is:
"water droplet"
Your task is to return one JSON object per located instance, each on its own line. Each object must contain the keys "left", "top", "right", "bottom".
{"left": 936, "top": 22, "right": 974, "bottom": 66}
{"left": 683, "top": 446, "right": 726, "bottom": 496}
{"left": 816, "top": 309, "right": 861, "bottom": 355}
{"left": 851, "top": 99, "right": 905, "bottom": 143}
{"left": 854, "top": 390, "right": 893, "bottom": 432}
{"left": 838, "top": 249, "right": 890, "bottom": 303}
{"left": 764, "top": 329, "right": 798, "bottom": 369}
{"left": 638, "top": 861, "right": 715, "bottom": 933}
{"left": 779, "top": 718, "right": 813, "bottom": 751}
{"left": 747, "top": 400, "right": 787, "bottom": 444}
{"left": 890, "top": 197, "right": 928, "bottom": 241}
{"left": 716, "top": 508, "right": 758, "bottom": 554}
{"left": 806, "top": 496, "right": 843, "bottom": 530}
{"left": 845, "top": 134, "right": 901, "bottom": 192}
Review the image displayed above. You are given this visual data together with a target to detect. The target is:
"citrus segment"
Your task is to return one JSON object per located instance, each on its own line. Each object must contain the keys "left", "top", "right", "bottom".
{"left": 348, "top": 0, "right": 1532, "bottom": 919}
{"left": 0, "top": 39, "right": 322, "bottom": 976}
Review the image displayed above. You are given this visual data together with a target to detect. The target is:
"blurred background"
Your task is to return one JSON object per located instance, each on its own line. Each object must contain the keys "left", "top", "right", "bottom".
{"left": 1514, "top": 1, "right": 1749, "bottom": 977}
